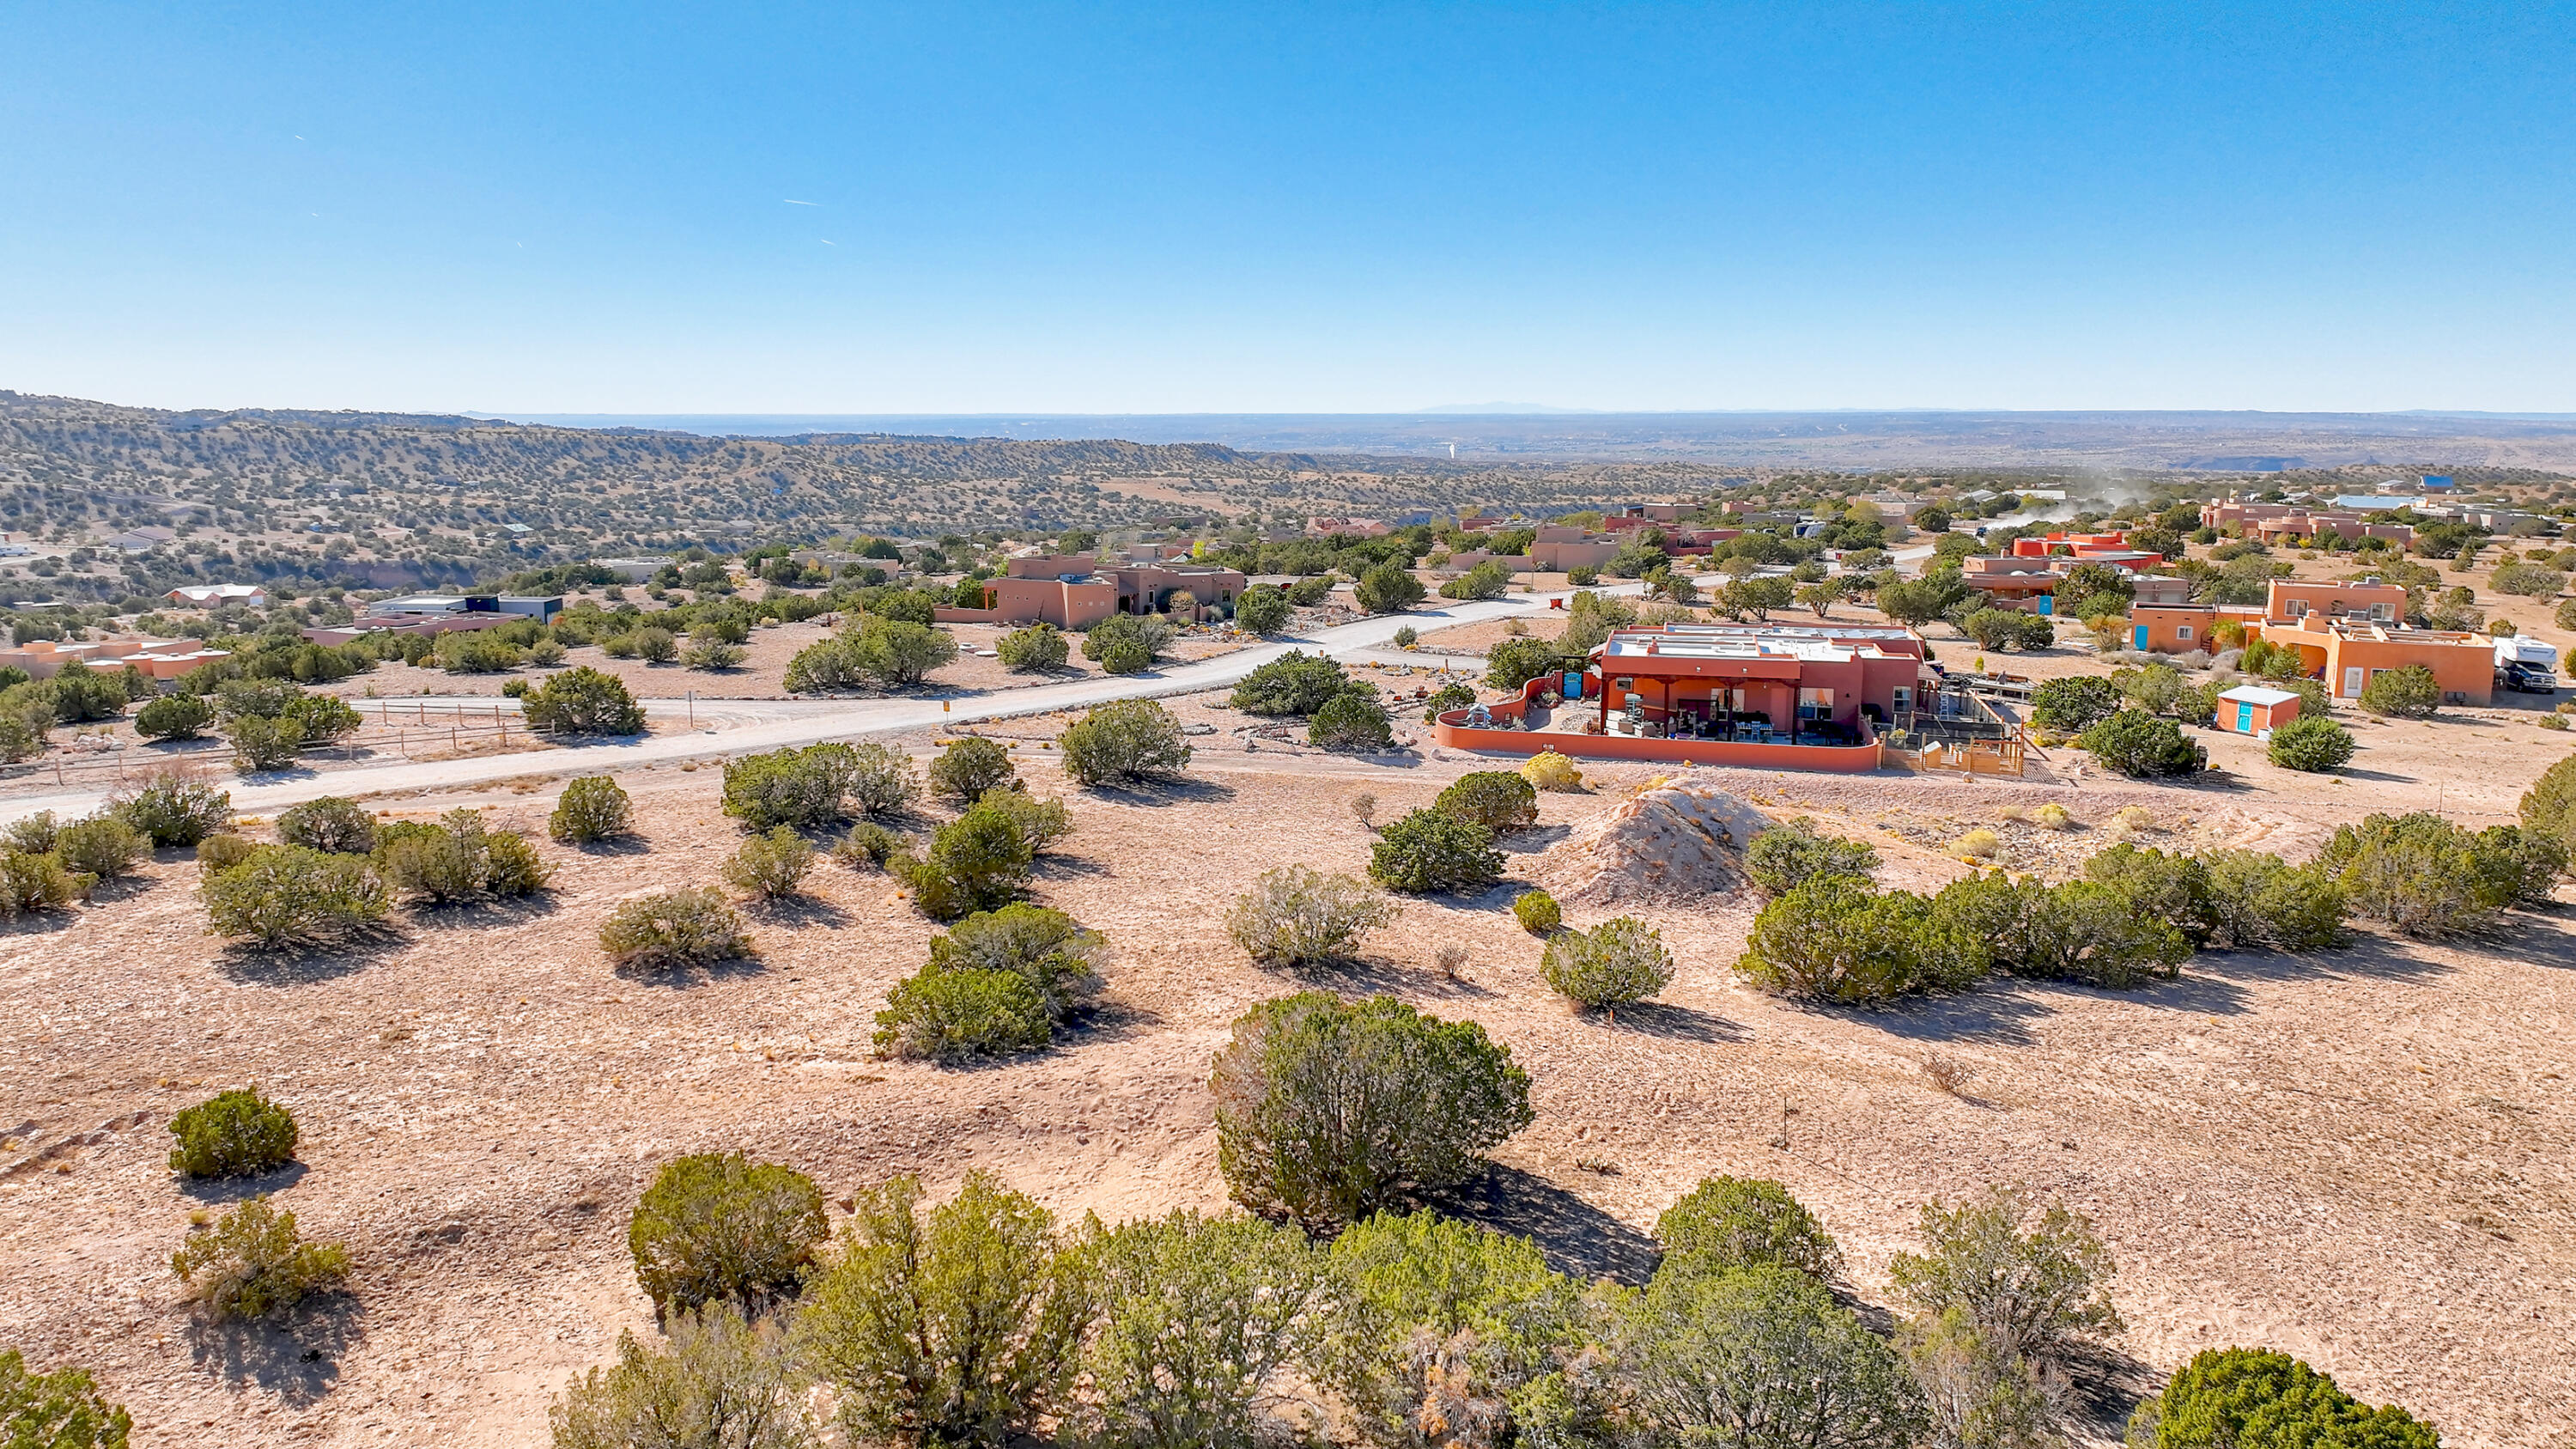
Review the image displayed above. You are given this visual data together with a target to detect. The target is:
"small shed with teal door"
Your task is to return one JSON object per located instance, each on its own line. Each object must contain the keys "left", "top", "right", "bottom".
{"left": 2214, "top": 684, "right": 2300, "bottom": 738}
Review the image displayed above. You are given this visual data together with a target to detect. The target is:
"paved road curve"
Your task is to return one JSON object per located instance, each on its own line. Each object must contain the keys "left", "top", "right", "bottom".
{"left": 0, "top": 597, "right": 1546, "bottom": 825}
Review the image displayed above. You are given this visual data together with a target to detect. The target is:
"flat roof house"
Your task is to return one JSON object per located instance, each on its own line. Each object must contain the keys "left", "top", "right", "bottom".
{"left": 2214, "top": 685, "right": 2301, "bottom": 737}
{"left": 1587, "top": 623, "right": 1929, "bottom": 744}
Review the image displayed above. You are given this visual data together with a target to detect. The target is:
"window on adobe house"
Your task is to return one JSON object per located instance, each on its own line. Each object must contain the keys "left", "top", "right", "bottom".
{"left": 1796, "top": 688, "right": 1834, "bottom": 721}
{"left": 2178, "top": 625, "right": 2194, "bottom": 641}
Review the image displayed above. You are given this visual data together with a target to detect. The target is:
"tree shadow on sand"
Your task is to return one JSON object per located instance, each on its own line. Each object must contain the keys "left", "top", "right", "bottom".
{"left": 177, "top": 1162, "right": 311, "bottom": 1205}
{"left": 1426, "top": 1163, "right": 1662, "bottom": 1287}
{"left": 1592, "top": 999, "right": 1747, "bottom": 1044}
{"left": 1081, "top": 776, "right": 1238, "bottom": 808}
{"left": 185, "top": 1291, "right": 365, "bottom": 1407}
{"left": 213, "top": 926, "right": 411, "bottom": 987}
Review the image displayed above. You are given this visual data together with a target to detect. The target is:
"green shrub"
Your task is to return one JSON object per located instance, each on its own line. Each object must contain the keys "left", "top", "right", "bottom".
{"left": 830, "top": 819, "right": 905, "bottom": 869}
{"left": 433, "top": 631, "right": 523, "bottom": 673}
{"left": 1422, "top": 680, "right": 1475, "bottom": 721}
{"left": 1947, "top": 872, "right": 2191, "bottom": 987}
{"left": 722, "top": 744, "right": 866, "bottom": 830}
{"left": 2083, "top": 843, "right": 2218, "bottom": 946}
{"left": 0, "top": 811, "right": 56, "bottom": 855}
{"left": 1059, "top": 699, "right": 1191, "bottom": 786}
{"left": 1746, "top": 816, "right": 1880, "bottom": 895}
{"left": 1887, "top": 1186, "right": 2122, "bottom": 1367}
{"left": 1097, "top": 638, "right": 1152, "bottom": 673}
{"left": 631, "top": 626, "right": 680, "bottom": 663}
{"left": 0, "top": 710, "right": 44, "bottom": 764}
{"left": 1367, "top": 807, "right": 1503, "bottom": 895}
{"left": 928, "top": 736, "right": 1017, "bottom": 802}
{"left": 629, "top": 1153, "right": 828, "bottom": 1318}
{"left": 374, "top": 809, "right": 552, "bottom": 902}
{"left": 0, "top": 1349, "right": 132, "bottom": 1449}
{"left": 223, "top": 712, "right": 305, "bottom": 770}
{"left": 1735, "top": 876, "right": 1987, "bottom": 1002}
{"left": 40, "top": 661, "right": 127, "bottom": 722}
{"left": 2080, "top": 709, "right": 2208, "bottom": 776}
{"left": 1354, "top": 563, "right": 1425, "bottom": 614}
{"left": 1230, "top": 650, "right": 1350, "bottom": 715}
{"left": 2134, "top": 1347, "right": 2439, "bottom": 1449}
{"left": 203, "top": 845, "right": 389, "bottom": 947}
{"left": 115, "top": 770, "right": 231, "bottom": 847}
{"left": 2356, "top": 664, "right": 2441, "bottom": 718}
{"left": 521, "top": 666, "right": 647, "bottom": 734}
{"left": 2200, "top": 849, "right": 2348, "bottom": 951}
{"left": 2317, "top": 811, "right": 2524, "bottom": 936}
{"left": 1225, "top": 865, "right": 1399, "bottom": 969}
{"left": 1232, "top": 585, "right": 1294, "bottom": 635}
{"left": 1542, "top": 916, "right": 1676, "bottom": 1008}
{"left": 1617, "top": 1266, "right": 1922, "bottom": 1449}
{"left": 898, "top": 798, "right": 1037, "bottom": 920}
{"left": 995, "top": 623, "right": 1069, "bottom": 672}
{"left": 135, "top": 691, "right": 215, "bottom": 741}
{"left": 1210, "top": 992, "right": 1534, "bottom": 1231}
{"left": 969, "top": 788, "right": 1071, "bottom": 855}
{"left": 2520, "top": 751, "right": 2576, "bottom": 853}
{"left": 795, "top": 1172, "right": 1086, "bottom": 1449}
{"left": 1512, "top": 887, "right": 1562, "bottom": 935}
{"left": 721, "top": 826, "right": 817, "bottom": 898}
{"left": 1321, "top": 1212, "right": 1586, "bottom": 1449}
{"left": 550, "top": 1305, "right": 809, "bottom": 1449}
{"left": 549, "top": 776, "right": 635, "bottom": 843}
{"left": 0, "top": 850, "right": 88, "bottom": 915}
{"left": 1069, "top": 1209, "right": 1329, "bottom": 1449}
{"left": 926, "top": 904, "right": 1102, "bottom": 1018}
{"left": 1307, "top": 691, "right": 1393, "bottom": 750}
{"left": 1436, "top": 770, "right": 1539, "bottom": 832}
{"left": 195, "top": 832, "right": 256, "bottom": 874}
{"left": 167, "top": 1087, "right": 298, "bottom": 1178}
{"left": 1484, "top": 636, "right": 1561, "bottom": 691}
{"left": 2030, "top": 670, "right": 2112, "bottom": 727}
{"left": 600, "top": 888, "right": 754, "bottom": 971}
{"left": 276, "top": 796, "right": 376, "bottom": 855}
{"left": 2267, "top": 715, "right": 2355, "bottom": 771}
{"left": 1656, "top": 1176, "right": 1843, "bottom": 1282}
{"left": 52, "top": 816, "right": 147, "bottom": 880}
{"left": 169, "top": 1196, "right": 350, "bottom": 1320}
{"left": 1286, "top": 575, "right": 1334, "bottom": 606}
{"left": 872, "top": 966, "right": 1055, "bottom": 1060}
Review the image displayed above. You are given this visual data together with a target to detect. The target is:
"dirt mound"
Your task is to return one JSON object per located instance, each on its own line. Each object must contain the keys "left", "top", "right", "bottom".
{"left": 1530, "top": 770, "right": 1776, "bottom": 904}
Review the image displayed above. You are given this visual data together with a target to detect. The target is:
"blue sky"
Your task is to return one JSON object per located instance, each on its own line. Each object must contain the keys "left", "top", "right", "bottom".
{"left": 4, "top": 3, "right": 2571, "bottom": 414}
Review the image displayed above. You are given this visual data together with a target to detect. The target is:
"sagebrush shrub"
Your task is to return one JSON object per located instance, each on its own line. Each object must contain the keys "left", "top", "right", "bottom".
{"left": 1058, "top": 699, "right": 1191, "bottom": 786}
{"left": 550, "top": 1306, "right": 807, "bottom": 1449}
{"left": 1541, "top": 916, "right": 1676, "bottom": 1008}
{"left": 1367, "top": 808, "right": 1503, "bottom": 895}
{"left": 629, "top": 1153, "right": 828, "bottom": 1318}
{"left": 0, "top": 1349, "right": 131, "bottom": 1448}
{"left": 723, "top": 744, "right": 862, "bottom": 831}
{"left": 0, "top": 851, "right": 88, "bottom": 916}
{"left": 1656, "top": 1176, "right": 1844, "bottom": 1282}
{"left": 522, "top": 666, "right": 647, "bottom": 734}
{"left": 276, "top": 796, "right": 377, "bottom": 855}
{"left": 2266, "top": 715, "right": 2354, "bottom": 771}
{"left": 136, "top": 691, "right": 216, "bottom": 740}
{"left": 1746, "top": 817, "right": 1880, "bottom": 895}
{"left": 928, "top": 736, "right": 1017, "bottom": 802}
{"left": 167, "top": 1087, "right": 299, "bottom": 1178}
{"left": 830, "top": 819, "right": 904, "bottom": 868}
{"left": 170, "top": 1196, "right": 350, "bottom": 1320}
{"left": 202, "top": 845, "right": 390, "bottom": 947}
{"left": 549, "top": 776, "right": 635, "bottom": 843}
{"left": 1225, "top": 865, "right": 1399, "bottom": 969}
{"left": 1512, "top": 887, "right": 1562, "bottom": 935}
{"left": 113, "top": 770, "right": 230, "bottom": 846}
{"left": 1520, "top": 751, "right": 1583, "bottom": 792}
{"left": 52, "top": 816, "right": 147, "bottom": 880}
{"left": 970, "top": 787, "right": 1072, "bottom": 854}
{"left": 1, "top": 811, "right": 57, "bottom": 855}
{"left": 896, "top": 799, "right": 1035, "bottom": 920}
{"left": 926, "top": 904, "right": 1102, "bottom": 1019}
{"left": 195, "top": 832, "right": 257, "bottom": 873}
{"left": 1308, "top": 692, "right": 1393, "bottom": 751}
{"left": 872, "top": 966, "right": 1054, "bottom": 1060}
{"left": 721, "top": 827, "right": 817, "bottom": 898}
{"left": 375, "top": 810, "right": 551, "bottom": 902}
{"left": 1210, "top": 991, "right": 1534, "bottom": 1231}
{"left": 995, "top": 623, "right": 1069, "bottom": 671}
{"left": 1436, "top": 770, "right": 1539, "bottom": 832}
{"left": 600, "top": 888, "right": 752, "bottom": 970}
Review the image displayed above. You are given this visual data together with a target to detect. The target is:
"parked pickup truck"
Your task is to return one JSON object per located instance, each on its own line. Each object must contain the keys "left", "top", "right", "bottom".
{"left": 2495, "top": 636, "right": 2561, "bottom": 694}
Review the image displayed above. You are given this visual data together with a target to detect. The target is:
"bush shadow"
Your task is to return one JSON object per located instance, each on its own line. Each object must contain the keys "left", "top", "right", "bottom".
{"left": 1427, "top": 1163, "right": 1661, "bottom": 1288}
{"left": 212, "top": 926, "right": 411, "bottom": 986}
{"left": 565, "top": 836, "right": 653, "bottom": 857}
{"left": 1600, "top": 1000, "right": 1747, "bottom": 1044}
{"left": 1084, "top": 776, "right": 1238, "bottom": 807}
{"left": 2190, "top": 932, "right": 2452, "bottom": 987}
{"left": 613, "top": 952, "right": 769, "bottom": 989}
{"left": 1030, "top": 853, "right": 1110, "bottom": 880}
{"left": 176, "top": 1161, "right": 311, "bottom": 1204}
{"left": 184, "top": 1290, "right": 363, "bottom": 1406}
{"left": 743, "top": 894, "right": 850, "bottom": 929}
{"left": 2063, "top": 1342, "right": 2157, "bottom": 1442}
{"left": 0, "top": 909, "right": 83, "bottom": 939}
{"left": 85, "top": 873, "right": 162, "bottom": 906}
{"left": 1498, "top": 824, "right": 1571, "bottom": 855}
{"left": 403, "top": 892, "right": 562, "bottom": 931}
{"left": 1293, "top": 952, "right": 1494, "bottom": 1002}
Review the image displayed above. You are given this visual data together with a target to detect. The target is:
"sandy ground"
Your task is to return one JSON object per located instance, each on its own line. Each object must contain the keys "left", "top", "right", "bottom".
{"left": 3, "top": 553, "right": 2574, "bottom": 1447}
{"left": 2, "top": 698, "right": 2573, "bottom": 1449}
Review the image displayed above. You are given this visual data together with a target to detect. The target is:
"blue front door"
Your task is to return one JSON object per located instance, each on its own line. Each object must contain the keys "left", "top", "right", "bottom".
{"left": 2238, "top": 703, "right": 2254, "bottom": 733}
{"left": 2134, "top": 625, "right": 2149, "bottom": 650}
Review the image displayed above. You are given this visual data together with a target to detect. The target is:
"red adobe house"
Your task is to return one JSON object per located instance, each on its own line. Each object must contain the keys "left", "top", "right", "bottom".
{"left": 1588, "top": 623, "right": 1931, "bottom": 743}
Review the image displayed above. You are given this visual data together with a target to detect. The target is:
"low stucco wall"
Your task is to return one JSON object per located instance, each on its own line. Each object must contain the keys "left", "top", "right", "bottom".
{"left": 1430, "top": 699, "right": 1884, "bottom": 772}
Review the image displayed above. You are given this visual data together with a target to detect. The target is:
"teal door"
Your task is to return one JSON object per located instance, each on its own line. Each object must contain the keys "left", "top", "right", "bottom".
{"left": 2134, "top": 625, "right": 2149, "bottom": 649}
{"left": 2237, "top": 703, "right": 2254, "bottom": 732}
